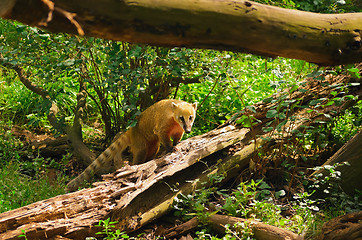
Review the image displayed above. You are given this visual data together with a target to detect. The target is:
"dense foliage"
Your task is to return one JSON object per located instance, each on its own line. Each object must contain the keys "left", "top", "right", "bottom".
{"left": 254, "top": 0, "right": 361, "bottom": 12}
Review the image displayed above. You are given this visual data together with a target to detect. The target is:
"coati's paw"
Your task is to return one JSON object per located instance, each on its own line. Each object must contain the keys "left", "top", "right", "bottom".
{"left": 166, "top": 145, "right": 177, "bottom": 152}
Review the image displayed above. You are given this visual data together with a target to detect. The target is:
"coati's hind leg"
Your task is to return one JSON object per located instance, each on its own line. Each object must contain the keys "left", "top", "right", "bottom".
{"left": 129, "top": 128, "right": 149, "bottom": 165}
{"left": 131, "top": 136, "right": 160, "bottom": 165}
{"left": 132, "top": 147, "right": 147, "bottom": 165}
{"left": 113, "top": 146, "right": 132, "bottom": 169}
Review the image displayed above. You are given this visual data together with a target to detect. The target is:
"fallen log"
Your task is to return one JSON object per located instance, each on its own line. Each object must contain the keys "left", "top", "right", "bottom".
{"left": 316, "top": 211, "right": 362, "bottom": 240}
{"left": 311, "top": 130, "right": 362, "bottom": 196}
{"left": 0, "top": 125, "right": 248, "bottom": 239}
{"left": 164, "top": 217, "right": 199, "bottom": 238}
{"left": 164, "top": 214, "right": 302, "bottom": 240}
{"left": 209, "top": 214, "right": 302, "bottom": 240}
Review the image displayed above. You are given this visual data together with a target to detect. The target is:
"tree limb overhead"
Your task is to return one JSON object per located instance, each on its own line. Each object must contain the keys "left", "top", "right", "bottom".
{"left": 1, "top": 0, "right": 361, "bottom": 65}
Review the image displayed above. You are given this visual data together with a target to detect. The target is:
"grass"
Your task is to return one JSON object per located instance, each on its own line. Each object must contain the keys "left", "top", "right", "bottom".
{"left": 0, "top": 121, "right": 67, "bottom": 213}
{"left": 0, "top": 75, "right": 43, "bottom": 124}
{"left": 0, "top": 162, "right": 67, "bottom": 213}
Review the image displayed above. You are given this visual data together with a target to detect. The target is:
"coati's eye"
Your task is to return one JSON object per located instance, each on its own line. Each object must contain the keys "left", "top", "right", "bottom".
{"left": 179, "top": 116, "right": 185, "bottom": 122}
{"left": 189, "top": 115, "right": 193, "bottom": 121}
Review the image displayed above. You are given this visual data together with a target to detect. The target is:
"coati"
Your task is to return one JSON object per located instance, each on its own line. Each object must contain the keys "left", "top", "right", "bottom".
{"left": 66, "top": 99, "right": 197, "bottom": 192}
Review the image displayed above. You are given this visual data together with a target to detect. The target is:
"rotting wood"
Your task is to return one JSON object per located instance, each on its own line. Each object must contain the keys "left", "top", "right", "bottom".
{"left": 0, "top": 125, "right": 248, "bottom": 239}
{"left": 164, "top": 214, "right": 302, "bottom": 240}
{"left": 209, "top": 214, "right": 302, "bottom": 240}
{"left": 164, "top": 217, "right": 199, "bottom": 238}
{"left": 311, "top": 130, "right": 362, "bottom": 196}
{"left": 316, "top": 211, "right": 362, "bottom": 240}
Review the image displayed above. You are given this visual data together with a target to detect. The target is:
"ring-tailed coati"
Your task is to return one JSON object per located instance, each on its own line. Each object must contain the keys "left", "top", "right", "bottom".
{"left": 66, "top": 99, "right": 197, "bottom": 192}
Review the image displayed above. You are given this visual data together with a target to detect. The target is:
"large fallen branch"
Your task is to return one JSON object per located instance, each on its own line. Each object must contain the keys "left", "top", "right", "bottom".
{"left": 316, "top": 211, "right": 362, "bottom": 240}
{"left": 209, "top": 214, "right": 302, "bottom": 240}
{"left": 164, "top": 215, "right": 302, "bottom": 240}
{"left": 0, "top": 0, "right": 361, "bottom": 65}
{"left": 0, "top": 125, "right": 248, "bottom": 239}
{"left": 1, "top": 66, "right": 360, "bottom": 239}
{"left": 311, "top": 130, "right": 362, "bottom": 196}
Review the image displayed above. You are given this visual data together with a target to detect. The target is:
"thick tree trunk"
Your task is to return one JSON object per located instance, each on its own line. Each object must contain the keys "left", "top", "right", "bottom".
{"left": 0, "top": 0, "right": 361, "bottom": 65}
{"left": 311, "top": 130, "right": 362, "bottom": 196}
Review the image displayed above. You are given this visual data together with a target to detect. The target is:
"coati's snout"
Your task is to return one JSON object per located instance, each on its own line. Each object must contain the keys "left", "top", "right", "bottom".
{"left": 174, "top": 101, "right": 197, "bottom": 135}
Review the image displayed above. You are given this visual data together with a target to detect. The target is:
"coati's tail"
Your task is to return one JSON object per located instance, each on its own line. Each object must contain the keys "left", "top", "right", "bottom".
{"left": 66, "top": 132, "right": 131, "bottom": 192}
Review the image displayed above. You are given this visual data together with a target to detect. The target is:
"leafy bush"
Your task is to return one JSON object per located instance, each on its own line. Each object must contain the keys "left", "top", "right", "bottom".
{"left": 253, "top": 0, "right": 361, "bottom": 12}
{"left": 173, "top": 177, "right": 322, "bottom": 237}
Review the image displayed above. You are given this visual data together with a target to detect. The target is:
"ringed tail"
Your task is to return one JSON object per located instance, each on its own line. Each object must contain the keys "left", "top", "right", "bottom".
{"left": 66, "top": 133, "right": 130, "bottom": 192}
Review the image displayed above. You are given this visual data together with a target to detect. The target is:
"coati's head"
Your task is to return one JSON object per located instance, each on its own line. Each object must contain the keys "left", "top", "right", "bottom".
{"left": 173, "top": 101, "right": 197, "bottom": 133}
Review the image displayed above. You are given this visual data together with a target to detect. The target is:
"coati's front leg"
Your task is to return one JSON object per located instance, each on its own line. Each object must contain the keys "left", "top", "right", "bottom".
{"left": 161, "top": 134, "right": 174, "bottom": 152}
{"left": 161, "top": 126, "right": 185, "bottom": 152}
{"left": 161, "top": 132, "right": 184, "bottom": 152}
{"left": 172, "top": 131, "right": 184, "bottom": 146}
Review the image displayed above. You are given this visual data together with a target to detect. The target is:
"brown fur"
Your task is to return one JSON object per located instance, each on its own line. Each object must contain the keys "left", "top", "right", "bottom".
{"left": 66, "top": 99, "right": 197, "bottom": 191}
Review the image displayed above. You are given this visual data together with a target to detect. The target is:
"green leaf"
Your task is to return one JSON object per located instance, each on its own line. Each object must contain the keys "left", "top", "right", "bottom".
{"left": 347, "top": 67, "right": 360, "bottom": 78}
{"left": 266, "top": 109, "right": 278, "bottom": 118}
{"left": 348, "top": 67, "right": 359, "bottom": 73}
{"left": 259, "top": 181, "right": 271, "bottom": 189}
{"left": 246, "top": 105, "right": 256, "bottom": 113}
{"left": 236, "top": 115, "right": 253, "bottom": 128}
{"left": 309, "top": 99, "right": 321, "bottom": 106}
{"left": 275, "top": 190, "right": 286, "bottom": 198}
{"left": 262, "top": 127, "right": 274, "bottom": 133}
{"left": 276, "top": 120, "right": 287, "bottom": 131}
{"left": 278, "top": 112, "right": 286, "bottom": 119}
{"left": 262, "top": 97, "right": 273, "bottom": 104}
{"left": 38, "top": 33, "right": 50, "bottom": 40}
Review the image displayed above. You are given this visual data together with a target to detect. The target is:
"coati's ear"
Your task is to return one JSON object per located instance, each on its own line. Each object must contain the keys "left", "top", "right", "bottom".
{"left": 172, "top": 102, "right": 178, "bottom": 108}
{"left": 192, "top": 102, "right": 198, "bottom": 110}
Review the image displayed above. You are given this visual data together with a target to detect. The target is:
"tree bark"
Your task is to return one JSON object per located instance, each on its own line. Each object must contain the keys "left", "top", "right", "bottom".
{"left": 0, "top": 0, "right": 361, "bottom": 65}
{"left": 209, "top": 214, "right": 302, "bottom": 240}
{"left": 310, "top": 130, "right": 362, "bottom": 196}
{"left": 316, "top": 211, "right": 362, "bottom": 240}
{"left": 164, "top": 215, "right": 302, "bottom": 240}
